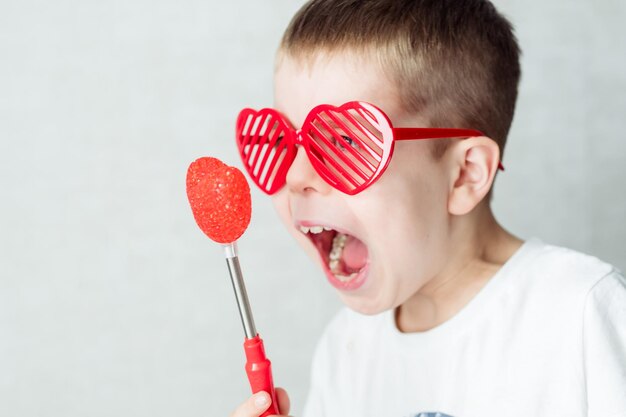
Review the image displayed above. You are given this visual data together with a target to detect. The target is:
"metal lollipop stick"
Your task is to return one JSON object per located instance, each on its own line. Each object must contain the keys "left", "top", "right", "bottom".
{"left": 224, "top": 242, "right": 257, "bottom": 339}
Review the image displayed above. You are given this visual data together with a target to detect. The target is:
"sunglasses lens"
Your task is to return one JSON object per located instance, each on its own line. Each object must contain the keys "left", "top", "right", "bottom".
{"left": 302, "top": 105, "right": 388, "bottom": 194}
{"left": 236, "top": 110, "right": 295, "bottom": 194}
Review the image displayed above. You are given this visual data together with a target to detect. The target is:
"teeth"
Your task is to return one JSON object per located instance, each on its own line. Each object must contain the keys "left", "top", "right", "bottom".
{"left": 335, "top": 272, "right": 357, "bottom": 283}
{"left": 299, "top": 225, "right": 332, "bottom": 234}
{"left": 329, "top": 246, "right": 342, "bottom": 261}
{"left": 329, "top": 233, "right": 347, "bottom": 273}
{"left": 297, "top": 226, "right": 360, "bottom": 283}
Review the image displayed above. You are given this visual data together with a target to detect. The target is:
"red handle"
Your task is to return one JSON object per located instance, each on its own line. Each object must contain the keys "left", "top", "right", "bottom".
{"left": 244, "top": 335, "right": 279, "bottom": 417}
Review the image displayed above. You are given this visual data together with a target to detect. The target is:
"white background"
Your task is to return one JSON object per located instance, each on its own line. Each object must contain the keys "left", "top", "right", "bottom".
{"left": 1, "top": 1, "right": 624, "bottom": 416}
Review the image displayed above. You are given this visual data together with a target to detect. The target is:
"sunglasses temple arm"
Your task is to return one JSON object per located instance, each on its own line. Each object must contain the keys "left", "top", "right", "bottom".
{"left": 393, "top": 128, "right": 505, "bottom": 171}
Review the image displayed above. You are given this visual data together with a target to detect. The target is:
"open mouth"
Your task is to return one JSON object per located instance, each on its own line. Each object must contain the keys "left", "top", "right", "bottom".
{"left": 298, "top": 224, "right": 370, "bottom": 290}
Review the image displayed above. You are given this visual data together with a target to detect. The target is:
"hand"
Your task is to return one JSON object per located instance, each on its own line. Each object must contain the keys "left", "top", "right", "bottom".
{"left": 229, "top": 388, "right": 291, "bottom": 417}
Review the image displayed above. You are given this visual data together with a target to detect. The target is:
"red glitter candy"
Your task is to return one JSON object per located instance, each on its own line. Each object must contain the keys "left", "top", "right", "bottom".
{"left": 186, "top": 157, "right": 252, "bottom": 244}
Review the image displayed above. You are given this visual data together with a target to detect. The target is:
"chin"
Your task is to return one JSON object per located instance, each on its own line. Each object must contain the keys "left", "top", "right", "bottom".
{"left": 338, "top": 292, "right": 391, "bottom": 316}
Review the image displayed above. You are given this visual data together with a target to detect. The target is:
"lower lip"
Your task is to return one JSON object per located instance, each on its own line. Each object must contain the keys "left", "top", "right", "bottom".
{"left": 322, "top": 261, "right": 370, "bottom": 291}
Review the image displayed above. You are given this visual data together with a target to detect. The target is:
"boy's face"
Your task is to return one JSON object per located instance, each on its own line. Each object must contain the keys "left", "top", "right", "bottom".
{"left": 272, "top": 52, "right": 453, "bottom": 315}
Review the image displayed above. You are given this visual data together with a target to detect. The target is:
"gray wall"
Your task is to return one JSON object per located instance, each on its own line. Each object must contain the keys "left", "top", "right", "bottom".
{"left": 1, "top": 1, "right": 624, "bottom": 416}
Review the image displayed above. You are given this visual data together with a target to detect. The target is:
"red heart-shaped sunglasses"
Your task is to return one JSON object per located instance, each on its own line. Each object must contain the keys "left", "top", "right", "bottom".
{"left": 236, "top": 101, "right": 502, "bottom": 195}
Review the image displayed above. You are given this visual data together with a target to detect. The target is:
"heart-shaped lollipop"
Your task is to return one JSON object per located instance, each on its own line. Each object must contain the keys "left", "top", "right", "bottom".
{"left": 186, "top": 156, "right": 251, "bottom": 244}
{"left": 185, "top": 156, "right": 279, "bottom": 416}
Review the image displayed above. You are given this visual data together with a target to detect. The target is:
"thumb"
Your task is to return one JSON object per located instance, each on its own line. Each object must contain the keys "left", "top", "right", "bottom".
{"left": 229, "top": 392, "right": 271, "bottom": 417}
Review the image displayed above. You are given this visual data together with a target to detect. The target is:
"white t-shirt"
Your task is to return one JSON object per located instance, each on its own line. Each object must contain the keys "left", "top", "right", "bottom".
{"left": 302, "top": 238, "right": 626, "bottom": 417}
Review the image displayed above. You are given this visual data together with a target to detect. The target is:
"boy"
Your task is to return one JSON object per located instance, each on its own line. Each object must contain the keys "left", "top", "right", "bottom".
{"left": 230, "top": 0, "right": 626, "bottom": 416}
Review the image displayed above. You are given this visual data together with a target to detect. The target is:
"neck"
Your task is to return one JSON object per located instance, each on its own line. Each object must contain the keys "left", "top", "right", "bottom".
{"left": 396, "top": 202, "right": 523, "bottom": 333}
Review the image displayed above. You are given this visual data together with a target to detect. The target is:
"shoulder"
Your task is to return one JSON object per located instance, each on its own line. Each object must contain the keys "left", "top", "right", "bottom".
{"left": 584, "top": 269, "right": 626, "bottom": 318}
{"left": 582, "top": 270, "right": 626, "bottom": 415}
{"left": 513, "top": 238, "right": 620, "bottom": 294}
{"left": 580, "top": 267, "right": 626, "bottom": 338}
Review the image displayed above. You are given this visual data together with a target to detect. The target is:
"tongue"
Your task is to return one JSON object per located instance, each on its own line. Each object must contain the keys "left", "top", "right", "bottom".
{"left": 342, "top": 235, "right": 368, "bottom": 271}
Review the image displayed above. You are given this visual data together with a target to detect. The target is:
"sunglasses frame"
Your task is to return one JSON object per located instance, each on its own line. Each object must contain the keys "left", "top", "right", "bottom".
{"left": 236, "top": 101, "right": 499, "bottom": 195}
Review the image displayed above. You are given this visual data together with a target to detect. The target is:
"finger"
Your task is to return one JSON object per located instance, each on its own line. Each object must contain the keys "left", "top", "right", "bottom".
{"left": 275, "top": 387, "right": 290, "bottom": 415}
{"left": 229, "top": 392, "right": 271, "bottom": 417}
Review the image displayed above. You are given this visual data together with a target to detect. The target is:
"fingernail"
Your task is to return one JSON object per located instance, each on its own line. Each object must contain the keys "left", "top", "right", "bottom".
{"left": 254, "top": 393, "right": 268, "bottom": 408}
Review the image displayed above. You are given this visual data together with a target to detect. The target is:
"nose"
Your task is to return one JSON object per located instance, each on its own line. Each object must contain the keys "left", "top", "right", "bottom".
{"left": 285, "top": 145, "right": 332, "bottom": 195}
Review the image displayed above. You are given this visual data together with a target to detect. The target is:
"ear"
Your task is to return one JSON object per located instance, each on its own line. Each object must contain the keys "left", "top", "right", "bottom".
{"left": 447, "top": 137, "right": 501, "bottom": 215}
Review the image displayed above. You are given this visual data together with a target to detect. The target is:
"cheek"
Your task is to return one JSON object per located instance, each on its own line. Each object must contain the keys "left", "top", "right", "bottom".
{"left": 356, "top": 152, "right": 450, "bottom": 276}
{"left": 388, "top": 147, "right": 450, "bottom": 230}
{"left": 359, "top": 160, "right": 448, "bottom": 238}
